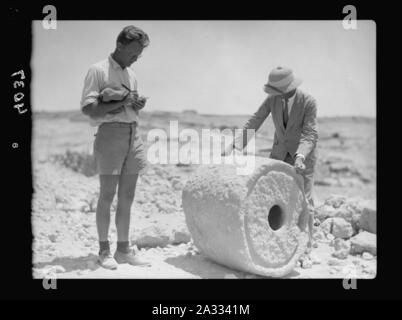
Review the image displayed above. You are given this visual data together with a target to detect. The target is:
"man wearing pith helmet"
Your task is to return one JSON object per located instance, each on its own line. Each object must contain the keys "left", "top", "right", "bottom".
{"left": 223, "top": 66, "right": 318, "bottom": 248}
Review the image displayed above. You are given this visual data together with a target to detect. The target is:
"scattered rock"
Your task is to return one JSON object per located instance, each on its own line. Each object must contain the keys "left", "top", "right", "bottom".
{"left": 326, "top": 233, "right": 334, "bottom": 241}
{"left": 313, "top": 229, "right": 326, "bottom": 242}
{"left": 362, "top": 252, "right": 374, "bottom": 260}
{"left": 324, "top": 195, "right": 347, "bottom": 209}
{"left": 310, "top": 253, "right": 321, "bottom": 265}
{"left": 320, "top": 218, "right": 333, "bottom": 235}
{"left": 172, "top": 229, "right": 191, "bottom": 244}
{"left": 87, "top": 260, "right": 97, "bottom": 270}
{"left": 301, "top": 259, "right": 313, "bottom": 269}
{"left": 332, "top": 238, "right": 351, "bottom": 259}
{"left": 44, "top": 265, "right": 66, "bottom": 274}
{"left": 315, "top": 177, "right": 338, "bottom": 186}
{"left": 315, "top": 205, "right": 337, "bottom": 221}
{"left": 331, "top": 217, "right": 353, "bottom": 239}
{"left": 350, "top": 231, "right": 376, "bottom": 255}
{"left": 48, "top": 234, "right": 58, "bottom": 243}
{"left": 224, "top": 273, "right": 238, "bottom": 279}
{"left": 357, "top": 202, "right": 376, "bottom": 234}
{"left": 328, "top": 258, "right": 347, "bottom": 266}
{"left": 133, "top": 225, "right": 170, "bottom": 248}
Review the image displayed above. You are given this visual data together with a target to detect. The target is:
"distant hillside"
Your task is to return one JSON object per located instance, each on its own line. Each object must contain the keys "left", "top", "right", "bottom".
{"left": 33, "top": 110, "right": 376, "bottom": 124}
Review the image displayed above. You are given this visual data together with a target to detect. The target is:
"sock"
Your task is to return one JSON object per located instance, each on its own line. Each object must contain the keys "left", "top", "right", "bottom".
{"left": 99, "top": 241, "right": 110, "bottom": 254}
{"left": 117, "top": 241, "right": 130, "bottom": 253}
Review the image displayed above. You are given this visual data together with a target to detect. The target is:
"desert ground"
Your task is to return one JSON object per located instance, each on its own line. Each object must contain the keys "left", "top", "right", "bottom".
{"left": 32, "top": 110, "right": 376, "bottom": 279}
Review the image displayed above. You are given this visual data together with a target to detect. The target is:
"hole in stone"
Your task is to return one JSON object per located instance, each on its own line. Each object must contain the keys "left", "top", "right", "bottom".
{"left": 268, "top": 205, "right": 285, "bottom": 231}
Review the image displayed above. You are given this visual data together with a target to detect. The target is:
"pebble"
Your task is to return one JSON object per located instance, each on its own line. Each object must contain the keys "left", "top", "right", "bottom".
{"left": 48, "top": 234, "right": 58, "bottom": 243}
{"left": 328, "top": 258, "right": 346, "bottom": 266}
{"left": 301, "top": 259, "right": 313, "bottom": 269}
{"left": 362, "top": 252, "right": 374, "bottom": 260}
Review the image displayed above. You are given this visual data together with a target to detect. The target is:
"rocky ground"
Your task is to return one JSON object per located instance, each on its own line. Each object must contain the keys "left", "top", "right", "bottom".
{"left": 32, "top": 112, "right": 376, "bottom": 279}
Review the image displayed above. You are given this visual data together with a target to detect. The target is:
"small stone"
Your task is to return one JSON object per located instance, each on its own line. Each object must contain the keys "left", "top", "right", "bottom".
{"left": 332, "top": 238, "right": 351, "bottom": 259}
{"left": 358, "top": 202, "right": 376, "bottom": 234}
{"left": 172, "top": 229, "right": 191, "bottom": 244}
{"left": 48, "top": 234, "right": 57, "bottom": 243}
{"left": 87, "top": 260, "right": 97, "bottom": 270}
{"left": 350, "top": 231, "right": 376, "bottom": 255}
{"left": 324, "top": 195, "right": 347, "bottom": 209}
{"left": 46, "top": 265, "right": 66, "bottom": 274}
{"left": 362, "top": 252, "right": 374, "bottom": 260}
{"left": 133, "top": 225, "right": 170, "bottom": 248}
{"left": 331, "top": 217, "right": 353, "bottom": 239}
{"left": 310, "top": 253, "right": 321, "bottom": 265}
{"left": 326, "top": 233, "right": 334, "bottom": 241}
{"left": 301, "top": 258, "right": 313, "bottom": 269}
{"left": 320, "top": 218, "right": 333, "bottom": 235}
{"left": 185, "top": 251, "right": 193, "bottom": 258}
{"left": 328, "top": 258, "right": 346, "bottom": 266}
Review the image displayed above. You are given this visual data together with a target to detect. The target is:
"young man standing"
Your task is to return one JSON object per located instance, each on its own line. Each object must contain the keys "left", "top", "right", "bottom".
{"left": 81, "top": 25, "right": 150, "bottom": 269}
{"left": 223, "top": 66, "right": 318, "bottom": 248}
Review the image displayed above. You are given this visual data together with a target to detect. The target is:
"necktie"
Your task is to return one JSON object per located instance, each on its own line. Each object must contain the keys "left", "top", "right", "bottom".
{"left": 283, "top": 98, "right": 289, "bottom": 128}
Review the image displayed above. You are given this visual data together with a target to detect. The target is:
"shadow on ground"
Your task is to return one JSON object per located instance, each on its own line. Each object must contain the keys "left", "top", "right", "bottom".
{"left": 33, "top": 253, "right": 99, "bottom": 273}
{"left": 165, "top": 254, "right": 298, "bottom": 279}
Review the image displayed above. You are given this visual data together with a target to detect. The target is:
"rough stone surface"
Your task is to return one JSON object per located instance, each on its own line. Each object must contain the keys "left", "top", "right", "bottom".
{"left": 362, "top": 252, "right": 374, "bottom": 260}
{"left": 133, "top": 225, "right": 171, "bottom": 248}
{"left": 182, "top": 156, "right": 309, "bottom": 278}
{"left": 320, "top": 218, "right": 333, "bottom": 235}
{"left": 332, "top": 238, "right": 351, "bottom": 259}
{"left": 358, "top": 202, "right": 376, "bottom": 234}
{"left": 350, "top": 231, "right": 376, "bottom": 255}
{"left": 331, "top": 218, "right": 353, "bottom": 239}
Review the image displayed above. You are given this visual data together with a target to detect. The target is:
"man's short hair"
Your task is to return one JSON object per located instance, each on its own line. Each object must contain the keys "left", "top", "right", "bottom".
{"left": 117, "top": 25, "right": 150, "bottom": 47}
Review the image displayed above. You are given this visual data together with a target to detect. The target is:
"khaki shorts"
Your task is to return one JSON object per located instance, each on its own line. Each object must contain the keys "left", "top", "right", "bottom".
{"left": 93, "top": 122, "right": 148, "bottom": 175}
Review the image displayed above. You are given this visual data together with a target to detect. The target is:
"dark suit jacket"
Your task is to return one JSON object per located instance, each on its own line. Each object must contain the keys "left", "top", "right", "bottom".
{"left": 236, "top": 88, "right": 318, "bottom": 171}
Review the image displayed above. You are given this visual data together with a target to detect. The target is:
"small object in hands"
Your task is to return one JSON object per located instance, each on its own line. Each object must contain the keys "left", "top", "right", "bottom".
{"left": 131, "top": 96, "right": 148, "bottom": 111}
{"left": 99, "top": 87, "right": 128, "bottom": 102}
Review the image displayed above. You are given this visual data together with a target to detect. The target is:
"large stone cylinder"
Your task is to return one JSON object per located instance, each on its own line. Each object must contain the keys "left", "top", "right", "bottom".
{"left": 182, "top": 156, "right": 309, "bottom": 277}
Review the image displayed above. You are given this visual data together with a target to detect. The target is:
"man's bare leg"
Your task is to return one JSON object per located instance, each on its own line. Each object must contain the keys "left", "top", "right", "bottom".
{"left": 115, "top": 174, "right": 138, "bottom": 242}
{"left": 97, "top": 174, "right": 119, "bottom": 242}
{"left": 96, "top": 174, "right": 119, "bottom": 269}
{"left": 114, "top": 174, "right": 150, "bottom": 266}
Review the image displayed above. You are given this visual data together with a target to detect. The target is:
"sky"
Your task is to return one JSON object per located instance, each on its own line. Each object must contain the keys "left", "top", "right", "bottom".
{"left": 32, "top": 20, "right": 375, "bottom": 117}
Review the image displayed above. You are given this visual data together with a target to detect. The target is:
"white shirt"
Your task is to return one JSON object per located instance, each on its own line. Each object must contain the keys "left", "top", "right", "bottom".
{"left": 80, "top": 55, "right": 139, "bottom": 127}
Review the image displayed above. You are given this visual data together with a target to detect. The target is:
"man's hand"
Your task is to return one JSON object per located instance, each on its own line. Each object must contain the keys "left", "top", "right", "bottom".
{"left": 123, "top": 91, "right": 139, "bottom": 106}
{"left": 128, "top": 96, "right": 147, "bottom": 111}
{"left": 294, "top": 155, "right": 306, "bottom": 174}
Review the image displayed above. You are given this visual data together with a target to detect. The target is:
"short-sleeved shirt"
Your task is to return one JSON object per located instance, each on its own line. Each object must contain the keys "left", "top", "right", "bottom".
{"left": 80, "top": 54, "right": 139, "bottom": 127}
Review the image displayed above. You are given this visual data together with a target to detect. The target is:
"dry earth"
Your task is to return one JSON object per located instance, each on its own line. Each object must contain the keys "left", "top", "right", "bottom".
{"left": 32, "top": 111, "right": 376, "bottom": 279}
